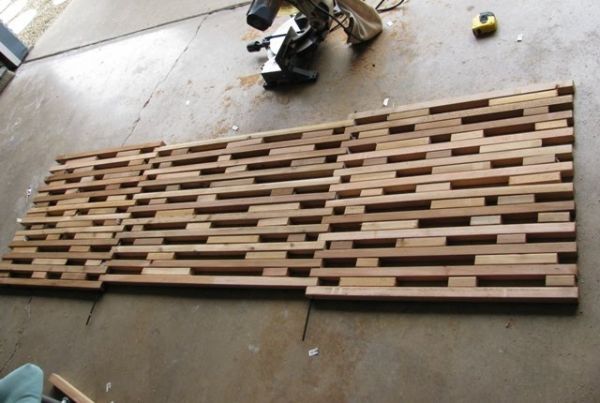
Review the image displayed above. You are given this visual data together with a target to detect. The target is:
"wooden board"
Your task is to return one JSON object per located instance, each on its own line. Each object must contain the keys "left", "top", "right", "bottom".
{"left": 0, "top": 81, "right": 578, "bottom": 302}
{"left": 48, "top": 373, "right": 94, "bottom": 403}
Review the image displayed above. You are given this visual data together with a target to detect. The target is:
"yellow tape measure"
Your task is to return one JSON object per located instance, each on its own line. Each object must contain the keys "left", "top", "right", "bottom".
{"left": 472, "top": 11, "right": 497, "bottom": 37}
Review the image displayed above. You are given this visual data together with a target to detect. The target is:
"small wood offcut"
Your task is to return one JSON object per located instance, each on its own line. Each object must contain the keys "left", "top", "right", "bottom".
{"left": 0, "top": 81, "right": 578, "bottom": 303}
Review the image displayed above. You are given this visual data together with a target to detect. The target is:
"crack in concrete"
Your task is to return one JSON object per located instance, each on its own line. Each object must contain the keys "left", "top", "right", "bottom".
{"left": 85, "top": 294, "right": 102, "bottom": 326}
{"left": 0, "top": 296, "right": 32, "bottom": 374}
{"left": 120, "top": 15, "right": 207, "bottom": 147}
{"left": 301, "top": 299, "right": 313, "bottom": 341}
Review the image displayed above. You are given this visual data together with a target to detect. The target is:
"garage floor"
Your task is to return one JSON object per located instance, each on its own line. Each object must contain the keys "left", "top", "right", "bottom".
{"left": 1, "top": 1, "right": 599, "bottom": 401}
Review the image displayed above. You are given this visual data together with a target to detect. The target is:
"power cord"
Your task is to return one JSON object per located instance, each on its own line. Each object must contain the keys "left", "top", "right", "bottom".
{"left": 305, "top": 0, "right": 362, "bottom": 41}
{"left": 375, "top": 0, "right": 406, "bottom": 13}
{"left": 328, "top": 0, "right": 407, "bottom": 34}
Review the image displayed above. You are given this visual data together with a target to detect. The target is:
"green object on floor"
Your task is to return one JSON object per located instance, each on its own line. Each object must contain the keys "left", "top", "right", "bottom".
{"left": 0, "top": 363, "right": 43, "bottom": 403}
{"left": 0, "top": 64, "right": 15, "bottom": 93}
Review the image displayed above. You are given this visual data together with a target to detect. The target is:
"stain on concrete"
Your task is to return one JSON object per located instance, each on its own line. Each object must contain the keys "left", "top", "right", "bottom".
{"left": 238, "top": 73, "right": 261, "bottom": 88}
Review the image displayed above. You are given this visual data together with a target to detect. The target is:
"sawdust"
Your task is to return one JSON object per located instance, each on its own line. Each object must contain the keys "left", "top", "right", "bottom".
{"left": 222, "top": 95, "right": 233, "bottom": 109}
{"left": 241, "top": 29, "right": 262, "bottom": 41}
{"left": 238, "top": 74, "right": 261, "bottom": 89}
{"left": 211, "top": 119, "right": 230, "bottom": 138}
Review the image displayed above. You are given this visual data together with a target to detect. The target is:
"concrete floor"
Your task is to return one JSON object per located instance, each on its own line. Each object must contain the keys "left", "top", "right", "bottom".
{"left": 1, "top": 0, "right": 599, "bottom": 401}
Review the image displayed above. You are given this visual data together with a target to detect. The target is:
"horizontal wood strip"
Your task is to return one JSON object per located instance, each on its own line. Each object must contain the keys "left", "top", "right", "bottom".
{"left": 102, "top": 274, "right": 318, "bottom": 288}
{"left": 306, "top": 286, "right": 578, "bottom": 302}
{"left": 310, "top": 264, "right": 577, "bottom": 279}
{"left": 315, "top": 242, "right": 576, "bottom": 258}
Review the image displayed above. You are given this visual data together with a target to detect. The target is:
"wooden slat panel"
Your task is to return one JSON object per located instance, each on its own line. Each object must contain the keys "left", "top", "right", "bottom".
{"left": 1, "top": 81, "right": 579, "bottom": 303}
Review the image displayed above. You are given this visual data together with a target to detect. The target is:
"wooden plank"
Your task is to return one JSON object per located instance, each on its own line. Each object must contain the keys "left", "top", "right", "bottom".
{"left": 545, "top": 275, "right": 576, "bottom": 287}
{"left": 270, "top": 144, "right": 314, "bottom": 155}
{"left": 142, "top": 267, "right": 191, "bottom": 275}
{"left": 147, "top": 252, "right": 175, "bottom": 260}
{"left": 361, "top": 220, "right": 419, "bottom": 231}
{"left": 376, "top": 137, "right": 430, "bottom": 150}
{"left": 489, "top": 89, "right": 558, "bottom": 106}
{"left": 206, "top": 235, "right": 260, "bottom": 244}
{"left": 426, "top": 150, "right": 452, "bottom": 159}
{"left": 480, "top": 139, "right": 542, "bottom": 154}
{"left": 339, "top": 277, "right": 396, "bottom": 287}
{"left": 470, "top": 215, "right": 501, "bottom": 226}
{"left": 356, "top": 258, "right": 379, "bottom": 267}
{"left": 345, "top": 206, "right": 365, "bottom": 214}
{"left": 358, "top": 129, "right": 389, "bottom": 139}
{"left": 396, "top": 237, "right": 446, "bottom": 247}
{"left": 431, "top": 197, "right": 485, "bottom": 209}
{"left": 416, "top": 182, "right": 451, "bottom": 192}
{"left": 310, "top": 264, "right": 577, "bottom": 279}
{"left": 306, "top": 286, "right": 578, "bottom": 302}
{"left": 475, "top": 253, "right": 558, "bottom": 265}
{"left": 262, "top": 268, "right": 289, "bottom": 276}
{"left": 509, "top": 172, "right": 561, "bottom": 185}
{"left": 113, "top": 241, "right": 324, "bottom": 253}
{"left": 315, "top": 242, "right": 576, "bottom": 258}
{"left": 102, "top": 274, "right": 318, "bottom": 288}
{"left": 386, "top": 108, "right": 429, "bottom": 121}
{"left": 0, "top": 278, "right": 102, "bottom": 289}
{"left": 538, "top": 212, "right": 570, "bottom": 222}
{"left": 524, "top": 106, "right": 549, "bottom": 115}
{"left": 432, "top": 162, "right": 491, "bottom": 174}
{"left": 257, "top": 217, "right": 289, "bottom": 227}
{"left": 249, "top": 202, "right": 300, "bottom": 212}
{"left": 497, "top": 234, "right": 527, "bottom": 244}
{"left": 360, "top": 188, "right": 384, "bottom": 197}
{"left": 350, "top": 171, "right": 396, "bottom": 182}
{"left": 523, "top": 154, "right": 556, "bottom": 165}
{"left": 451, "top": 130, "right": 484, "bottom": 141}
{"left": 448, "top": 276, "right": 478, "bottom": 287}
{"left": 497, "top": 194, "right": 535, "bottom": 205}
{"left": 330, "top": 241, "right": 353, "bottom": 249}
{"left": 415, "top": 118, "right": 461, "bottom": 130}
{"left": 535, "top": 119, "right": 568, "bottom": 130}
{"left": 246, "top": 251, "right": 287, "bottom": 259}
{"left": 48, "top": 373, "right": 95, "bottom": 403}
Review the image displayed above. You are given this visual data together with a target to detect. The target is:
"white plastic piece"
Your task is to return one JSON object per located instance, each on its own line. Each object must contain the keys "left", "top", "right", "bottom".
{"left": 308, "top": 347, "right": 319, "bottom": 357}
{"left": 382, "top": 98, "right": 390, "bottom": 107}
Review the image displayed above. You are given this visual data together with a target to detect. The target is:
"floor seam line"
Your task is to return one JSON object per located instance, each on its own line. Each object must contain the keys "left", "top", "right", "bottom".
{"left": 23, "top": 1, "right": 251, "bottom": 64}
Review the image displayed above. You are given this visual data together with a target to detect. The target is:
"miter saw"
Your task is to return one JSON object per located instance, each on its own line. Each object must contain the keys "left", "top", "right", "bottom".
{"left": 246, "top": 0, "right": 383, "bottom": 88}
